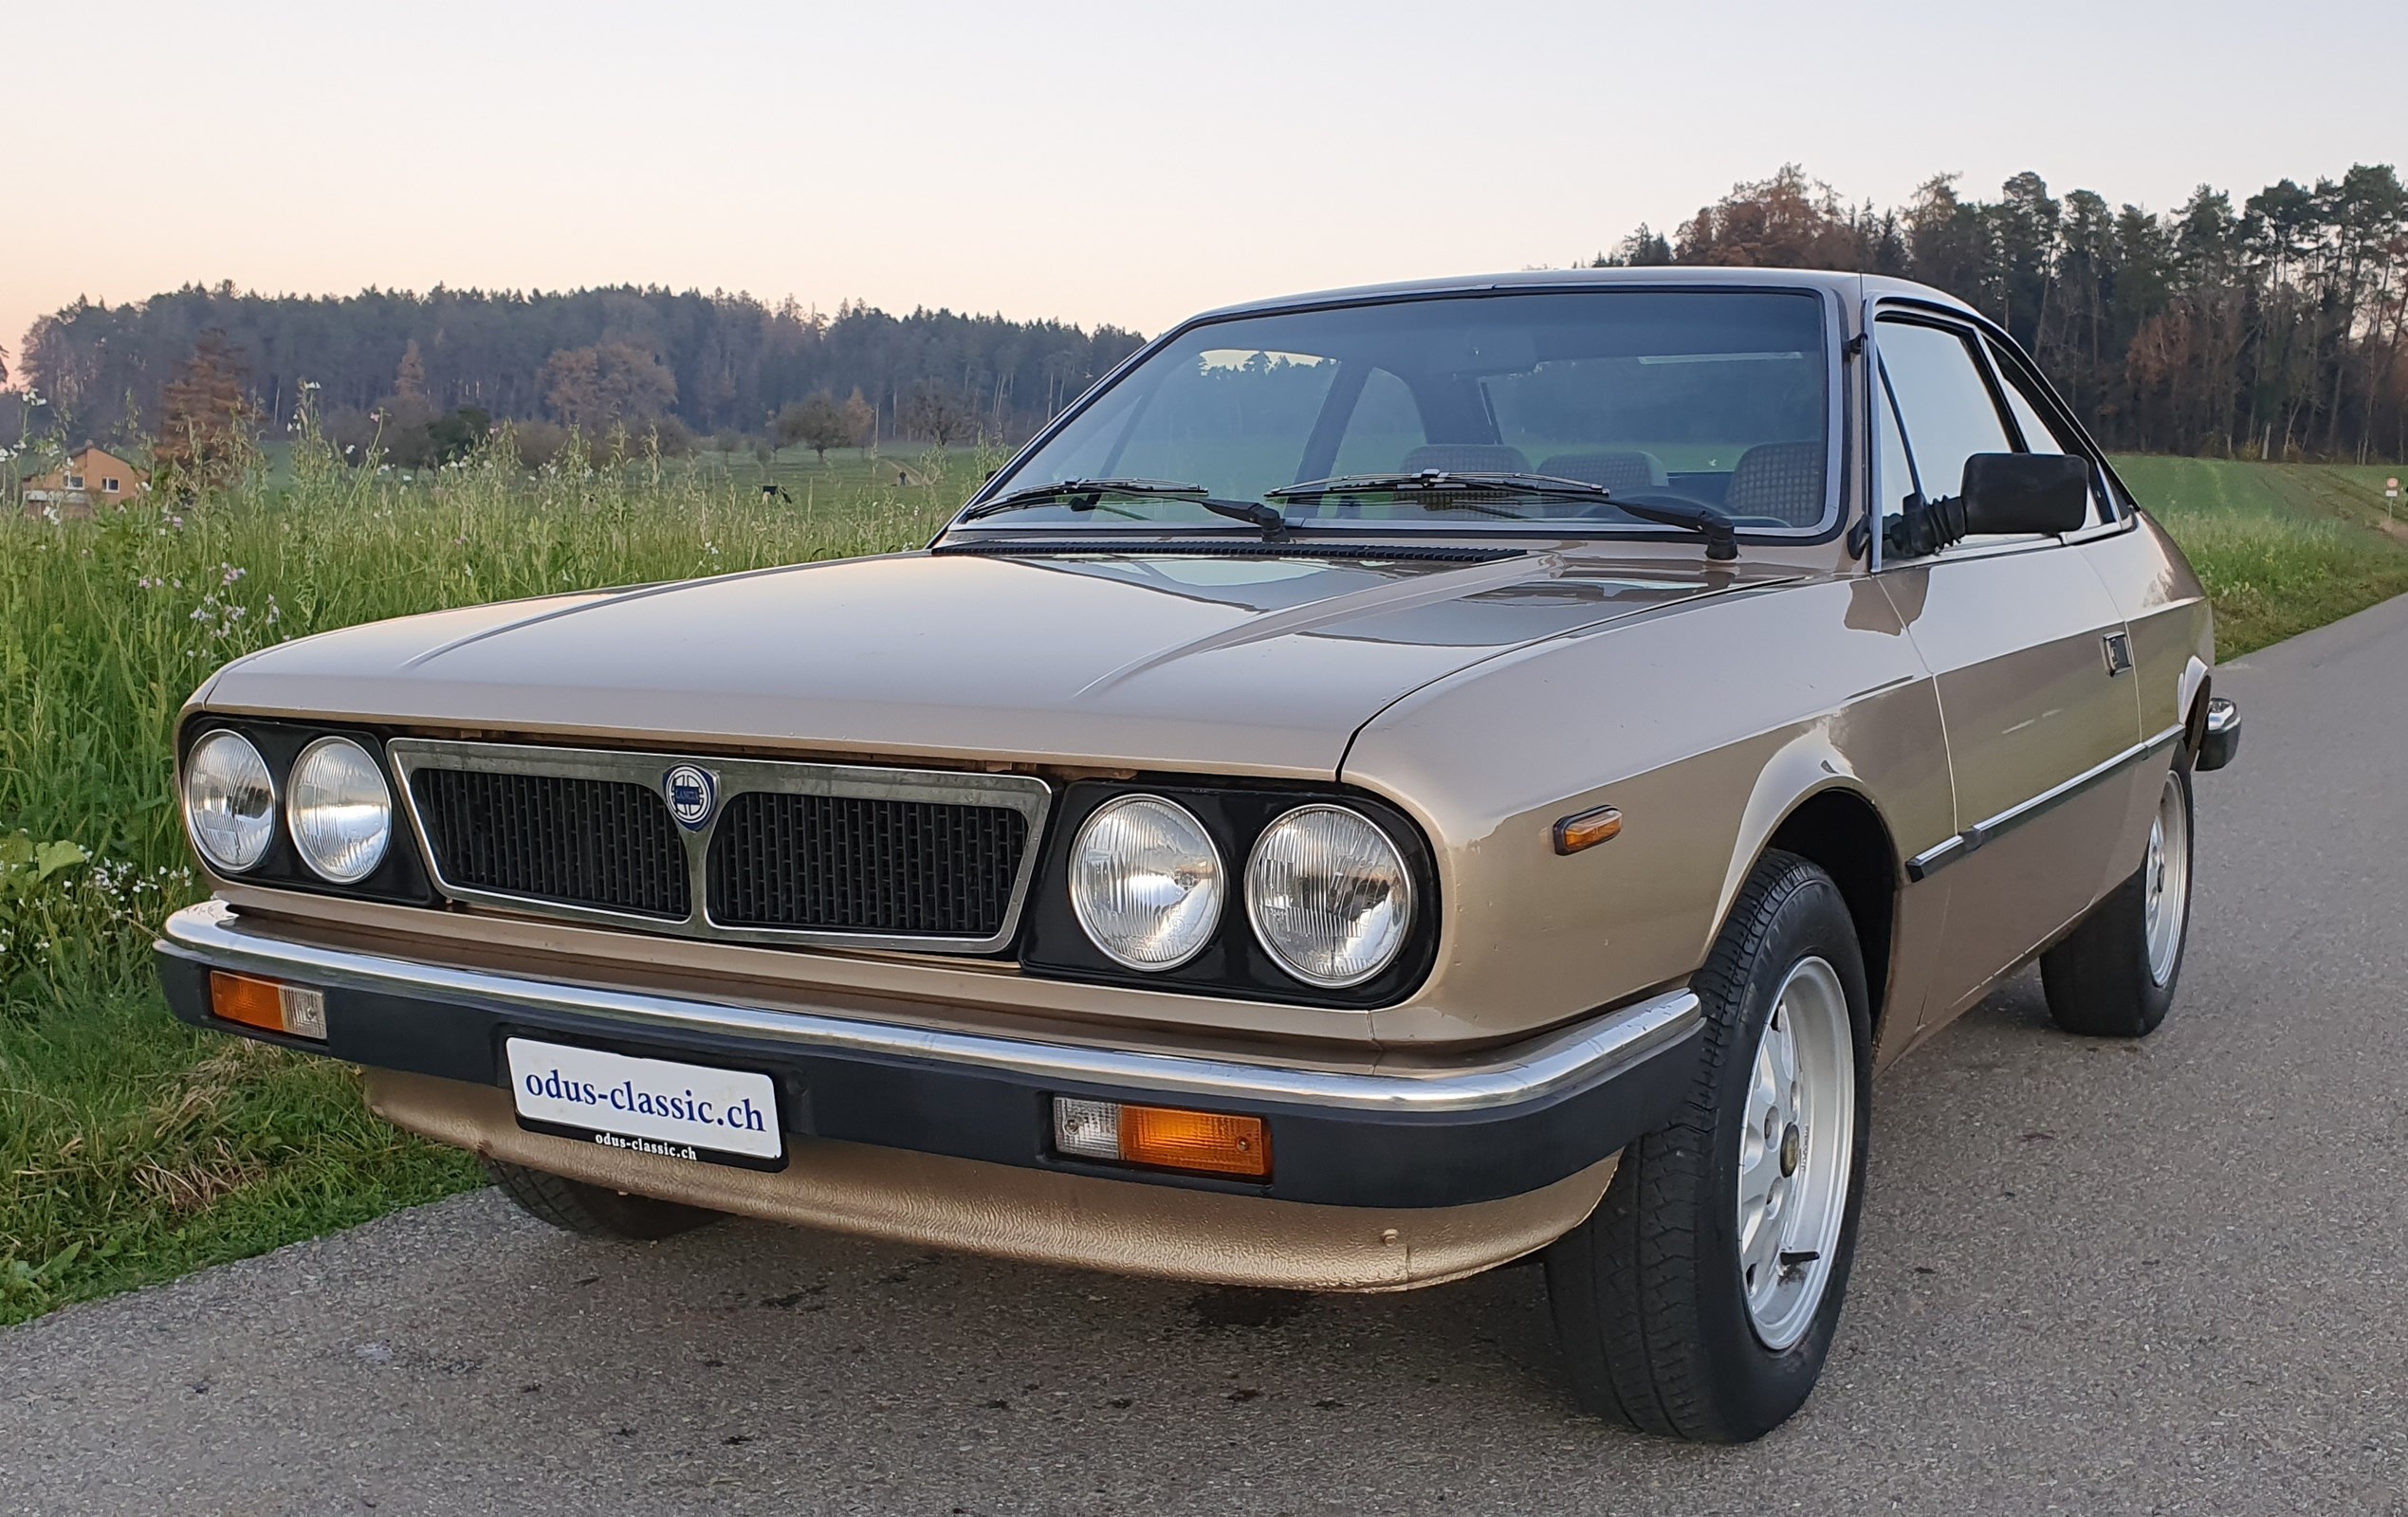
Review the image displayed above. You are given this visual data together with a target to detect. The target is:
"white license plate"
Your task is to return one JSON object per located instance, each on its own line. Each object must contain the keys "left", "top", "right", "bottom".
{"left": 505, "top": 1037, "right": 783, "bottom": 1164}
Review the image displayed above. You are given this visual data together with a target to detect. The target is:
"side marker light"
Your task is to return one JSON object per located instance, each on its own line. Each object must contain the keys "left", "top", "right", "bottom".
{"left": 1553, "top": 805, "right": 1623, "bottom": 855}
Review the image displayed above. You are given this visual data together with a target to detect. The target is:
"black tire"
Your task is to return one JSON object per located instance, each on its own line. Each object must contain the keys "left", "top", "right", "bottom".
{"left": 485, "top": 1159, "right": 724, "bottom": 1241}
{"left": 1543, "top": 850, "right": 1873, "bottom": 1442}
{"left": 2040, "top": 761, "right": 2193, "bottom": 1038}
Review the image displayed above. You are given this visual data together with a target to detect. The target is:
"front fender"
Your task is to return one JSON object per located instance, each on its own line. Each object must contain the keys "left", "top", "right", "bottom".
{"left": 1343, "top": 577, "right": 1949, "bottom": 1048}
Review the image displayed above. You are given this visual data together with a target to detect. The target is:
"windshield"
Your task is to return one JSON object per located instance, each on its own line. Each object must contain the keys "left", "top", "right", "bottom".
{"left": 965, "top": 289, "right": 1834, "bottom": 536}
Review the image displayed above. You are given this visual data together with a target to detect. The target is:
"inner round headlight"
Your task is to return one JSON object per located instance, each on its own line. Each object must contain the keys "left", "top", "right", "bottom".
{"left": 183, "top": 729, "right": 278, "bottom": 873}
{"left": 285, "top": 737, "right": 394, "bottom": 883}
{"left": 1069, "top": 795, "right": 1223, "bottom": 970}
{"left": 1245, "top": 805, "right": 1414, "bottom": 989}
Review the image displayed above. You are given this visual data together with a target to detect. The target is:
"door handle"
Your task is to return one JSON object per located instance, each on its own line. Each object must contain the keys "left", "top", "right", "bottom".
{"left": 2100, "top": 631, "right": 2133, "bottom": 677}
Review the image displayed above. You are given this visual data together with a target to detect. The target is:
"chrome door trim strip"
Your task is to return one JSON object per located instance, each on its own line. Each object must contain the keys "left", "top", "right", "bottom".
{"left": 1905, "top": 724, "right": 2183, "bottom": 881}
{"left": 161, "top": 902, "right": 1700, "bottom": 1114}
{"left": 385, "top": 739, "right": 1053, "bottom": 955}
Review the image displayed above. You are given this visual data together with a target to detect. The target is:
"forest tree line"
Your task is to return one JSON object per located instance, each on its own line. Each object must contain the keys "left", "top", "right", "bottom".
{"left": 1602, "top": 163, "right": 2408, "bottom": 462}
{"left": 10, "top": 285, "right": 1147, "bottom": 461}
{"left": 8, "top": 158, "right": 2405, "bottom": 466}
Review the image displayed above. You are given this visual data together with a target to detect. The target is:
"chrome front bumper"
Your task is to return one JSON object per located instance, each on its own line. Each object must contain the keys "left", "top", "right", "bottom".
{"left": 157, "top": 900, "right": 1702, "bottom": 1209}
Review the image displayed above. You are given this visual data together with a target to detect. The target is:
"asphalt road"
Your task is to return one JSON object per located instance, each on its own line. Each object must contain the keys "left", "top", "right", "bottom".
{"left": 7, "top": 597, "right": 2408, "bottom": 1517}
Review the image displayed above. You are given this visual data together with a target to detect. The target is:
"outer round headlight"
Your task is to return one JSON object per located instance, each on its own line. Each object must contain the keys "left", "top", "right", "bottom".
{"left": 1245, "top": 805, "right": 1414, "bottom": 989}
{"left": 183, "top": 730, "right": 278, "bottom": 873}
{"left": 1069, "top": 795, "right": 1223, "bottom": 970}
{"left": 285, "top": 737, "right": 394, "bottom": 883}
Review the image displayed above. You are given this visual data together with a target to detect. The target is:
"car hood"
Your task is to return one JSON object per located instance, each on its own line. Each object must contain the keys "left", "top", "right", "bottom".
{"left": 200, "top": 548, "right": 1783, "bottom": 777}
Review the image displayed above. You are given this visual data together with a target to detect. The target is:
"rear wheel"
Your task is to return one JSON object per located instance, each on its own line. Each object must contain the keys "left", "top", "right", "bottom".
{"left": 1543, "top": 850, "right": 1872, "bottom": 1441}
{"left": 486, "top": 1159, "right": 724, "bottom": 1240}
{"left": 2040, "top": 762, "right": 2192, "bottom": 1038}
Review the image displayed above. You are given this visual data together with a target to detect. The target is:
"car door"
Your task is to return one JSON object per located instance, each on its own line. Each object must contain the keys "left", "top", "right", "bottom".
{"left": 1871, "top": 311, "right": 2143, "bottom": 1030}
{"left": 1982, "top": 329, "right": 2198, "bottom": 795}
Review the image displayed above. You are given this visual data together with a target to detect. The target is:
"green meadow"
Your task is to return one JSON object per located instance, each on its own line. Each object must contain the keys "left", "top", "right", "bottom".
{"left": 3, "top": 441, "right": 2402, "bottom": 1324}
{"left": 2113, "top": 455, "right": 2408, "bottom": 656}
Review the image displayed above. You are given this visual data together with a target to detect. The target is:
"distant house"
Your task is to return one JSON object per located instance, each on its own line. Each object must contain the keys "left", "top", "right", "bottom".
{"left": 21, "top": 444, "right": 149, "bottom": 517}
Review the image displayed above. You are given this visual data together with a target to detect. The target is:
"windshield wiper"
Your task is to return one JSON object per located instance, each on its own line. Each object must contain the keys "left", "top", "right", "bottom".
{"left": 1267, "top": 469, "right": 1608, "bottom": 512}
{"left": 958, "top": 478, "right": 1289, "bottom": 539}
{"left": 1270, "top": 469, "right": 1738, "bottom": 559}
{"left": 1607, "top": 496, "right": 1739, "bottom": 560}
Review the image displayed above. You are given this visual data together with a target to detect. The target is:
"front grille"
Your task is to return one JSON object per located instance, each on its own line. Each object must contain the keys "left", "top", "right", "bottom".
{"left": 709, "top": 791, "right": 1027, "bottom": 938}
{"left": 390, "top": 740, "right": 1051, "bottom": 949}
{"left": 411, "top": 768, "right": 689, "bottom": 919}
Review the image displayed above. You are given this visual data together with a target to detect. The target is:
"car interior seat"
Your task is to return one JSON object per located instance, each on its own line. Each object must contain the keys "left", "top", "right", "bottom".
{"left": 1535, "top": 451, "right": 1669, "bottom": 516}
{"left": 1722, "top": 441, "right": 1827, "bottom": 525}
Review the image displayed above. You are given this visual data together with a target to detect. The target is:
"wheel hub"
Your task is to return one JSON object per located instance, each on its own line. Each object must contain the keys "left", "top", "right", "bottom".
{"left": 1735, "top": 957, "right": 1855, "bottom": 1351}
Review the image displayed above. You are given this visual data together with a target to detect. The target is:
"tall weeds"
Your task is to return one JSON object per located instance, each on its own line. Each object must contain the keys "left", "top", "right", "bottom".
{"left": 0, "top": 429, "right": 952, "bottom": 1005}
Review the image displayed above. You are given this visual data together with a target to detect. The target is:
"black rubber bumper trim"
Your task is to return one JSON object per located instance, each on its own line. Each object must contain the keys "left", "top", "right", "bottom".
{"left": 157, "top": 945, "right": 1698, "bottom": 1211}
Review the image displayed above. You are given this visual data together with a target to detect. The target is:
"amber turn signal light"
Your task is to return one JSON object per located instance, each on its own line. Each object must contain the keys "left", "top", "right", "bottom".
{"left": 1052, "top": 1097, "right": 1270, "bottom": 1179}
{"left": 1553, "top": 804, "right": 1623, "bottom": 855}
{"left": 209, "top": 971, "right": 328, "bottom": 1040}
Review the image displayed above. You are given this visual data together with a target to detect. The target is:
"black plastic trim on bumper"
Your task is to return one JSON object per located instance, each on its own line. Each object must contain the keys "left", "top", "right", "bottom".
{"left": 156, "top": 922, "right": 1700, "bottom": 1212}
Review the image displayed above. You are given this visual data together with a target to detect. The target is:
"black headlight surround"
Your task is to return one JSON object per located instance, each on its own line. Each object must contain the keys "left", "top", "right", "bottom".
{"left": 1019, "top": 777, "right": 1440, "bottom": 1009}
{"left": 177, "top": 717, "right": 435, "bottom": 905}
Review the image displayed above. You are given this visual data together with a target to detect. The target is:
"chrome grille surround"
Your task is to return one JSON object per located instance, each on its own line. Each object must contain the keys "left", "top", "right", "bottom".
{"left": 387, "top": 738, "right": 1053, "bottom": 954}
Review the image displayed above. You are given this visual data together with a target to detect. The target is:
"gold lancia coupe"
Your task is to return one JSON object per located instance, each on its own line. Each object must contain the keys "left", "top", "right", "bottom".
{"left": 160, "top": 269, "right": 2240, "bottom": 1440}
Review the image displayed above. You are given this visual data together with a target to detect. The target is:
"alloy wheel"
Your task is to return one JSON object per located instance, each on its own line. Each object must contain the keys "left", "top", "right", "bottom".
{"left": 1735, "top": 955, "right": 1856, "bottom": 1351}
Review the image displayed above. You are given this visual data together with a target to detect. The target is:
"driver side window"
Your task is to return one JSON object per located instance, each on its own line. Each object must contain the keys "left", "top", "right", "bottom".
{"left": 1877, "top": 319, "right": 2012, "bottom": 500}
{"left": 1877, "top": 317, "right": 2045, "bottom": 553}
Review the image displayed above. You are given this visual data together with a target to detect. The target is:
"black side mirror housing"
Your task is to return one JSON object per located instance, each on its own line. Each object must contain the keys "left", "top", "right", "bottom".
{"left": 1960, "top": 453, "right": 2089, "bottom": 536}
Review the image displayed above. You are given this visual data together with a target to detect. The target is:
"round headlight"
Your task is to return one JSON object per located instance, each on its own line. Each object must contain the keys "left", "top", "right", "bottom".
{"left": 183, "top": 730, "right": 277, "bottom": 873}
{"left": 285, "top": 737, "right": 394, "bottom": 883}
{"left": 1245, "top": 805, "right": 1414, "bottom": 989}
{"left": 1069, "top": 795, "right": 1223, "bottom": 970}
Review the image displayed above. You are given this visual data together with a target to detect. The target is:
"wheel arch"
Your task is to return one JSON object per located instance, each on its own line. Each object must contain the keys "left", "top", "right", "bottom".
{"left": 1764, "top": 790, "right": 1899, "bottom": 1042}
{"left": 1712, "top": 740, "right": 1903, "bottom": 1044}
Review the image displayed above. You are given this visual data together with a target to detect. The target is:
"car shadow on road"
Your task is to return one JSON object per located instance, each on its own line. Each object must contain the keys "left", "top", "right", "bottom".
{"left": 409, "top": 973, "right": 2078, "bottom": 1497}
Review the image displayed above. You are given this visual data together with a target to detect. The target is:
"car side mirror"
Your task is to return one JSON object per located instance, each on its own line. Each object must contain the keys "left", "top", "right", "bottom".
{"left": 1960, "top": 453, "right": 2089, "bottom": 537}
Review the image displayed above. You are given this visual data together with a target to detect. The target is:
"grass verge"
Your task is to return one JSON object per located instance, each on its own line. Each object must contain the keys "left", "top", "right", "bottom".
{"left": 3, "top": 990, "right": 481, "bottom": 1315}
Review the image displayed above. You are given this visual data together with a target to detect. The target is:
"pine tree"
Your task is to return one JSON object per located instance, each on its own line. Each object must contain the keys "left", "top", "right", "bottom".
{"left": 153, "top": 332, "right": 255, "bottom": 487}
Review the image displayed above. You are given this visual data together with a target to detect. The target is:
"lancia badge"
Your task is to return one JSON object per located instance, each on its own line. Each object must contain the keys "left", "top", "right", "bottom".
{"left": 664, "top": 764, "right": 716, "bottom": 830}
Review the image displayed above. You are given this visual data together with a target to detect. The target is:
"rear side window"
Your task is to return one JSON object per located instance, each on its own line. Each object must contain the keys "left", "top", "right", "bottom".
{"left": 1987, "top": 339, "right": 2110, "bottom": 526}
{"left": 1986, "top": 341, "right": 2079, "bottom": 455}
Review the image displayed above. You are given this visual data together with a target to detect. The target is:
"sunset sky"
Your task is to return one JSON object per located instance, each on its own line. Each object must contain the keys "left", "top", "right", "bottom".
{"left": 7, "top": 0, "right": 2403, "bottom": 377}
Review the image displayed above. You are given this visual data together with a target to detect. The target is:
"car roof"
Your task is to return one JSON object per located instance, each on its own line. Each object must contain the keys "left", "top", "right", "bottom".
{"left": 1187, "top": 265, "right": 1974, "bottom": 324}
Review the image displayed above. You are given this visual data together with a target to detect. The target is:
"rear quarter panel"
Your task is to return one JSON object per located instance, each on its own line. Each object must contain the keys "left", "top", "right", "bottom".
{"left": 2086, "top": 513, "right": 2214, "bottom": 739}
{"left": 2083, "top": 512, "right": 2215, "bottom": 893}
{"left": 1344, "top": 576, "right": 1952, "bottom": 1051}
